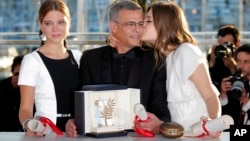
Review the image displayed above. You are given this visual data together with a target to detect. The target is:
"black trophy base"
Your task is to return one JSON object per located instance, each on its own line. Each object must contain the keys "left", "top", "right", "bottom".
{"left": 86, "top": 131, "right": 128, "bottom": 138}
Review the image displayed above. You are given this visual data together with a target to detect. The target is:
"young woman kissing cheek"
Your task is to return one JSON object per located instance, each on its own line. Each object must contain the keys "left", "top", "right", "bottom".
{"left": 142, "top": 9, "right": 157, "bottom": 44}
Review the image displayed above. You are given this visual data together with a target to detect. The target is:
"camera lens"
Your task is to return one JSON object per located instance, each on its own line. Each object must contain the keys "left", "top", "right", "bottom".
{"left": 231, "top": 81, "right": 244, "bottom": 99}
{"left": 214, "top": 45, "right": 231, "bottom": 58}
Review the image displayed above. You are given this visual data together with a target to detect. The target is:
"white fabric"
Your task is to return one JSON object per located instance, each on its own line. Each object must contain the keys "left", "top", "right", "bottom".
{"left": 166, "top": 43, "right": 219, "bottom": 131}
{"left": 242, "top": 100, "right": 250, "bottom": 112}
{"left": 219, "top": 96, "right": 228, "bottom": 106}
{"left": 18, "top": 49, "right": 82, "bottom": 124}
{"left": 242, "top": 98, "right": 250, "bottom": 125}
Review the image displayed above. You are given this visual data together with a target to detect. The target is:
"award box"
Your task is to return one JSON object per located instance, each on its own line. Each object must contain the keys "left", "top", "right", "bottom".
{"left": 74, "top": 84, "right": 140, "bottom": 138}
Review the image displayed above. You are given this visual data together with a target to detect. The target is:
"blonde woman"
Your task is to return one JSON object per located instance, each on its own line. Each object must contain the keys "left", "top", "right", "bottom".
{"left": 18, "top": 0, "right": 81, "bottom": 136}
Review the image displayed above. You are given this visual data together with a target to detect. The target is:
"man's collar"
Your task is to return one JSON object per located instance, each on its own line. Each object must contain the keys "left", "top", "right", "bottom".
{"left": 112, "top": 48, "right": 135, "bottom": 59}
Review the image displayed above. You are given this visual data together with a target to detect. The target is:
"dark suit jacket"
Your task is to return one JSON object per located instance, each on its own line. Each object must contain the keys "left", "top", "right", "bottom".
{"left": 79, "top": 46, "right": 171, "bottom": 122}
{"left": 0, "top": 77, "right": 23, "bottom": 131}
{"left": 222, "top": 91, "right": 250, "bottom": 127}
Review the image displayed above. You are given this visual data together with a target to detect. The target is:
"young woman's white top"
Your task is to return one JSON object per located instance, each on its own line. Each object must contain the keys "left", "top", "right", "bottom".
{"left": 18, "top": 49, "right": 82, "bottom": 124}
{"left": 166, "top": 43, "right": 219, "bottom": 131}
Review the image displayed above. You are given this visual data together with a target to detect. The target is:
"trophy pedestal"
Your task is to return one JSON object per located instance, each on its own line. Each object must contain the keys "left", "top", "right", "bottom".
{"left": 86, "top": 131, "right": 128, "bottom": 138}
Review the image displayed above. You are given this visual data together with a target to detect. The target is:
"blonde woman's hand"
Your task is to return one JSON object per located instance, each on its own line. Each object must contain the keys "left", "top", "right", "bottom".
{"left": 23, "top": 120, "right": 45, "bottom": 137}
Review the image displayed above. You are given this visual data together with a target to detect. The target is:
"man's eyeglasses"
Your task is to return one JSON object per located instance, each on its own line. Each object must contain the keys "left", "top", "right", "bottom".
{"left": 115, "top": 21, "right": 145, "bottom": 29}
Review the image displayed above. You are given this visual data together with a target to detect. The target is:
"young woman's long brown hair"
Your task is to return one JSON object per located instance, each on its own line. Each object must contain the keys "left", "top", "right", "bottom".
{"left": 145, "top": 2, "right": 197, "bottom": 66}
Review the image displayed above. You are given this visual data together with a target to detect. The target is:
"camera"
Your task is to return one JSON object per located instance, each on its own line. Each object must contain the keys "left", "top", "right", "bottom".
{"left": 230, "top": 69, "right": 249, "bottom": 99}
{"left": 214, "top": 42, "right": 236, "bottom": 58}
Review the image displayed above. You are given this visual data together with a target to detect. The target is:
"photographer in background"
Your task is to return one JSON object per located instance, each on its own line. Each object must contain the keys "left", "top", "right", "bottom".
{"left": 220, "top": 44, "right": 250, "bottom": 125}
{"left": 207, "top": 25, "right": 240, "bottom": 91}
{"left": 0, "top": 55, "right": 23, "bottom": 131}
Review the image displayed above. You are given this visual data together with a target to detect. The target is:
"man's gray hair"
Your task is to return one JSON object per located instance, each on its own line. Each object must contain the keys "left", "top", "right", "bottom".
{"left": 109, "top": 0, "right": 142, "bottom": 22}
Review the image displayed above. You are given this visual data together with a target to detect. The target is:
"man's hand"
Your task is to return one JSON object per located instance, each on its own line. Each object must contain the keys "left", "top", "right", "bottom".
{"left": 220, "top": 77, "right": 232, "bottom": 99}
{"left": 65, "top": 119, "right": 78, "bottom": 138}
{"left": 222, "top": 57, "right": 236, "bottom": 74}
{"left": 239, "top": 89, "right": 249, "bottom": 105}
{"left": 134, "top": 112, "right": 163, "bottom": 134}
{"left": 208, "top": 45, "right": 217, "bottom": 67}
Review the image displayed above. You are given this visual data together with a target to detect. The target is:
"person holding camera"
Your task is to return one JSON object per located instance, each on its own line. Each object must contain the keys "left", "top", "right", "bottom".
{"left": 0, "top": 55, "right": 24, "bottom": 131}
{"left": 220, "top": 44, "right": 250, "bottom": 125}
{"left": 207, "top": 25, "right": 240, "bottom": 91}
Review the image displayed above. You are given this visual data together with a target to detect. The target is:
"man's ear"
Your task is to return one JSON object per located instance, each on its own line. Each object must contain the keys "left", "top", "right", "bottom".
{"left": 110, "top": 21, "right": 117, "bottom": 33}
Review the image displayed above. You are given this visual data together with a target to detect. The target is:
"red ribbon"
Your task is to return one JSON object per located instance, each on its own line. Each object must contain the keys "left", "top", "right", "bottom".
{"left": 184, "top": 120, "right": 209, "bottom": 138}
{"left": 40, "top": 117, "right": 63, "bottom": 135}
{"left": 133, "top": 115, "right": 154, "bottom": 137}
{"left": 202, "top": 119, "right": 209, "bottom": 135}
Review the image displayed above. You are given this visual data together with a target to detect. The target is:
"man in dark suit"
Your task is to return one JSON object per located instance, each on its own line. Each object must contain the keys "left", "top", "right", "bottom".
{"left": 65, "top": 0, "right": 171, "bottom": 137}
{"left": 220, "top": 44, "right": 250, "bottom": 128}
{"left": 0, "top": 55, "right": 23, "bottom": 131}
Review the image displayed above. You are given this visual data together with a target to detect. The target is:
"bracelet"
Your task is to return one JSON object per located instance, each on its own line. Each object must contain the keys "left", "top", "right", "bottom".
{"left": 22, "top": 118, "right": 32, "bottom": 131}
